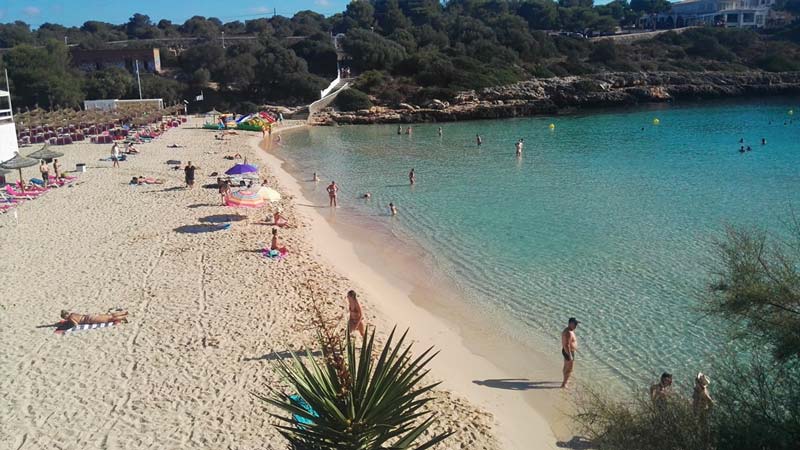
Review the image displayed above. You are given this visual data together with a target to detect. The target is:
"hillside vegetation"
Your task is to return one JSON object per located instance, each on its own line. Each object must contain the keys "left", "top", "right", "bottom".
{"left": 1, "top": 0, "right": 799, "bottom": 110}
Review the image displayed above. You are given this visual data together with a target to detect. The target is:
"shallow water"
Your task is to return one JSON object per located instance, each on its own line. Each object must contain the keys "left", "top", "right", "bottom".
{"left": 277, "top": 100, "right": 800, "bottom": 387}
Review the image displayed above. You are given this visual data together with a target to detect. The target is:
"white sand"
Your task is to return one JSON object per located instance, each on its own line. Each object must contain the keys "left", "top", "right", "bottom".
{"left": 0, "top": 119, "right": 509, "bottom": 449}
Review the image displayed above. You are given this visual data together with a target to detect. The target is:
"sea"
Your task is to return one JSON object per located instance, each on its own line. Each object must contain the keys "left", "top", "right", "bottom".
{"left": 275, "top": 99, "right": 800, "bottom": 388}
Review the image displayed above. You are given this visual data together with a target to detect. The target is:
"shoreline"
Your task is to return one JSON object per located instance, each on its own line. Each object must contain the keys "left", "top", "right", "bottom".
{"left": 257, "top": 126, "right": 573, "bottom": 449}
{"left": 312, "top": 71, "right": 800, "bottom": 125}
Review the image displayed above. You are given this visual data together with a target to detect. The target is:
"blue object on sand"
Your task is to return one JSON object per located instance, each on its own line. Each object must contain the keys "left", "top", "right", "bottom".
{"left": 225, "top": 163, "right": 258, "bottom": 175}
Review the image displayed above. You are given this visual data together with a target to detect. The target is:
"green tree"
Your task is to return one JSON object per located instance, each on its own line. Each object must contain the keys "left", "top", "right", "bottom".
{"left": 342, "top": 29, "right": 407, "bottom": 71}
{"left": 344, "top": 0, "right": 377, "bottom": 30}
{"left": 3, "top": 42, "right": 84, "bottom": 108}
{"left": 85, "top": 67, "right": 134, "bottom": 99}
{"left": 630, "top": 0, "right": 672, "bottom": 13}
{"left": 0, "top": 21, "right": 34, "bottom": 48}
{"left": 126, "top": 14, "right": 162, "bottom": 39}
{"left": 335, "top": 88, "right": 374, "bottom": 111}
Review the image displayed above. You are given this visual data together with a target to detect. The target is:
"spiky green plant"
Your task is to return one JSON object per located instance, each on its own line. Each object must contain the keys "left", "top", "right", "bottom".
{"left": 255, "top": 327, "right": 453, "bottom": 450}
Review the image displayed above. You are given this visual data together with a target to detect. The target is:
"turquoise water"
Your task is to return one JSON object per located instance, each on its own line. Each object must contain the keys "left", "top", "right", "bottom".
{"left": 277, "top": 100, "right": 800, "bottom": 386}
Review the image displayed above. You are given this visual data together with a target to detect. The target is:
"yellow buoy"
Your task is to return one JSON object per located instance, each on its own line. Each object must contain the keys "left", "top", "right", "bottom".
{"left": 549, "top": 123, "right": 555, "bottom": 130}
{"left": 653, "top": 118, "right": 660, "bottom": 125}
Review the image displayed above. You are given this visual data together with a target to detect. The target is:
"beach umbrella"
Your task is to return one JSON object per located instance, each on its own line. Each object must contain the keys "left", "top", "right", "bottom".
{"left": 225, "top": 190, "right": 266, "bottom": 209}
{"left": 1, "top": 152, "right": 40, "bottom": 191}
{"left": 257, "top": 186, "right": 282, "bottom": 202}
{"left": 225, "top": 163, "right": 258, "bottom": 175}
{"left": 27, "top": 145, "right": 64, "bottom": 161}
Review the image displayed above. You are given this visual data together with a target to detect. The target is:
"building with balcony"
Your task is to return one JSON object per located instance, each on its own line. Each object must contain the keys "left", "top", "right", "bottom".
{"left": 642, "top": 0, "right": 782, "bottom": 29}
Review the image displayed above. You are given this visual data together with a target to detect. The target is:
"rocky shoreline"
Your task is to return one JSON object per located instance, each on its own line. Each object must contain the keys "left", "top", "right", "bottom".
{"left": 313, "top": 71, "right": 800, "bottom": 125}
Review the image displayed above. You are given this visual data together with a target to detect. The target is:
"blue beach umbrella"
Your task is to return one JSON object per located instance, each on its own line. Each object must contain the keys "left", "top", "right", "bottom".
{"left": 225, "top": 163, "right": 258, "bottom": 175}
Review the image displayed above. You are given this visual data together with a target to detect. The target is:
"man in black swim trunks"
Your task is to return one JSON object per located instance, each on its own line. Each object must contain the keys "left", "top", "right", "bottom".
{"left": 184, "top": 161, "right": 197, "bottom": 189}
{"left": 561, "top": 317, "right": 580, "bottom": 388}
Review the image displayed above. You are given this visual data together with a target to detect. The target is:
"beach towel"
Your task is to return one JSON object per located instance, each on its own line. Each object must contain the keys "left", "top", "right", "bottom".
{"left": 262, "top": 247, "right": 288, "bottom": 260}
{"left": 54, "top": 320, "right": 122, "bottom": 335}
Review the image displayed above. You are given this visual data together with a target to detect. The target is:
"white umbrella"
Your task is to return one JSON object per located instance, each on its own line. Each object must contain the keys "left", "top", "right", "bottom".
{"left": 257, "top": 186, "right": 281, "bottom": 202}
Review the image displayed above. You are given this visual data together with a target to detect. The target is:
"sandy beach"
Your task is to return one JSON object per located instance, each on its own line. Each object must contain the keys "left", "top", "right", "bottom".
{"left": 0, "top": 118, "right": 568, "bottom": 450}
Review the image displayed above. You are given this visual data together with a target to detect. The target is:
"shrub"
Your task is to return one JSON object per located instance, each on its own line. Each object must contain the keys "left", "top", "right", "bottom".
{"left": 334, "top": 88, "right": 373, "bottom": 111}
{"left": 256, "top": 327, "right": 452, "bottom": 450}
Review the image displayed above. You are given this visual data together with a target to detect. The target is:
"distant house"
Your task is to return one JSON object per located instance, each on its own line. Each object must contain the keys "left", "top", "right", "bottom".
{"left": 70, "top": 48, "right": 161, "bottom": 74}
{"left": 642, "top": 0, "right": 783, "bottom": 29}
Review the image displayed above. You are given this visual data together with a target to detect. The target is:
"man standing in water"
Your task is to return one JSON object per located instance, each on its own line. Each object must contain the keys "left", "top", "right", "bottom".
{"left": 561, "top": 317, "right": 580, "bottom": 388}
{"left": 326, "top": 181, "right": 339, "bottom": 207}
{"left": 476, "top": 134, "right": 482, "bottom": 145}
{"left": 515, "top": 138, "right": 524, "bottom": 157}
{"left": 409, "top": 168, "right": 416, "bottom": 185}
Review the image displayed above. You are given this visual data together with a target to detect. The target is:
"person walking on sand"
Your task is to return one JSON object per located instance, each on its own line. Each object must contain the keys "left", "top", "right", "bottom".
{"left": 52, "top": 158, "right": 60, "bottom": 179}
{"left": 561, "top": 317, "right": 580, "bottom": 388}
{"left": 39, "top": 160, "right": 49, "bottom": 185}
{"left": 111, "top": 143, "right": 120, "bottom": 168}
{"left": 218, "top": 178, "right": 231, "bottom": 204}
{"left": 327, "top": 181, "right": 339, "bottom": 207}
{"left": 409, "top": 168, "right": 416, "bottom": 185}
{"left": 346, "top": 290, "right": 365, "bottom": 337}
{"left": 184, "top": 161, "right": 197, "bottom": 189}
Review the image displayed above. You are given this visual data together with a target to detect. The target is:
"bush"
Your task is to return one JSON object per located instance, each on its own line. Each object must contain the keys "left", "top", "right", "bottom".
{"left": 334, "top": 88, "right": 373, "bottom": 111}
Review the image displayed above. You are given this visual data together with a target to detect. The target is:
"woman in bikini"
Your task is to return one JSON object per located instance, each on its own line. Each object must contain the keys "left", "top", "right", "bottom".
{"left": 346, "top": 290, "right": 365, "bottom": 337}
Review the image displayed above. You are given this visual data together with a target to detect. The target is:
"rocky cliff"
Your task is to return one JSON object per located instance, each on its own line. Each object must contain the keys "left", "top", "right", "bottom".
{"left": 313, "top": 71, "right": 800, "bottom": 125}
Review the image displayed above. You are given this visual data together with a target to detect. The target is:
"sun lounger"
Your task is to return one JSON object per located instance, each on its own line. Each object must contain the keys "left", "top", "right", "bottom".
{"left": 5, "top": 185, "right": 44, "bottom": 198}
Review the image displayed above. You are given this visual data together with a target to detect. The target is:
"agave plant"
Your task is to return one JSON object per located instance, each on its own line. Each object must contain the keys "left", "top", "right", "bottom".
{"left": 255, "top": 327, "right": 453, "bottom": 450}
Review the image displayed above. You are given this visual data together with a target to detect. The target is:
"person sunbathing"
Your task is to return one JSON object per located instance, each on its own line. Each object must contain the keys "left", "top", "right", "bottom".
{"left": 60, "top": 309, "right": 129, "bottom": 327}
{"left": 272, "top": 210, "right": 288, "bottom": 227}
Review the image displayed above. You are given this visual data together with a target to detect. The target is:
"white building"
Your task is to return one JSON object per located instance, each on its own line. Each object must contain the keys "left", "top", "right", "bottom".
{"left": 0, "top": 89, "right": 18, "bottom": 164}
{"left": 643, "top": 0, "right": 780, "bottom": 29}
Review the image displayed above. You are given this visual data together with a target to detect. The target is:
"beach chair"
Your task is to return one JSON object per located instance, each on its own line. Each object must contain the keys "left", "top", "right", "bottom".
{"left": 5, "top": 185, "right": 45, "bottom": 198}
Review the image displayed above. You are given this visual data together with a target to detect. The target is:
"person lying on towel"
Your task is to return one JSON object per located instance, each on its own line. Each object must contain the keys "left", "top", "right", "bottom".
{"left": 60, "top": 309, "right": 129, "bottom": 327}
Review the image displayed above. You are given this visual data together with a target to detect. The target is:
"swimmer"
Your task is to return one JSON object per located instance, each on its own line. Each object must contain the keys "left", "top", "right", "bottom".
{"left": 746, "top": 146, "right": 752, "bottom": 152}
{"left": 409, "top": 168, "right": 416, "bottom": 185}
{"left": 476, "top": 134, "right": 482, "bottom": 145}
{"left": 406, "top": 126, "right": 412, "bottom": 135}
{"left": 515, "top": 138, "right": 524, "bottom": 157}
{"left": 313, "top": 172, "right": 320, "bottom": 182}
{"left": 739, "top": 146, "right": 746, "bottom": 153}
{"left": 397, "top": 126, "right": 402, "bottom": 135}
{"left": 389, "top": 202, "right": 397, "bottom": 216}
{"left": 361, "top": 193, "right": 371, "bottom": 199}
{"left": 761, "top": 138, "right": 767, "bottom": 145}
{"left": 438, "top": 126, "right": 443, "bottom": 136}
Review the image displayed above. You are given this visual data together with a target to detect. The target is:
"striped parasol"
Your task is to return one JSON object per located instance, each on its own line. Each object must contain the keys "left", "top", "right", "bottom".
{"left": 225, "top": 190, "right": 265, "bottom": 208}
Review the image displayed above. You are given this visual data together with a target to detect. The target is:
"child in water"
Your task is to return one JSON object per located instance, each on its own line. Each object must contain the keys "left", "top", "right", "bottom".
{"left": 389, "top": 202, "right": 398, "bottom": 216}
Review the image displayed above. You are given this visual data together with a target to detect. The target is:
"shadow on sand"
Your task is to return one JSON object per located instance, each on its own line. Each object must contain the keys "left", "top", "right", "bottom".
{"left": 243, "top": 349, "right": 323, "bottom": 362}
{"left": 556, "top": 436, "right": 595, "bottom": 449}
{"left": 472, "top": 378, "right": 561, "bottom": 391}
{"left": 174, "top": 224, "right": 231, "bottom": 234}
{"left": 199, "top": 214, "right": 246, "bottom": 223}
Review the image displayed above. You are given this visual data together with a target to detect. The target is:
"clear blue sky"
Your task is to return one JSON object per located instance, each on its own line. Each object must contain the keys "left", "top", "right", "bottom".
{"left": 0, "top": 0, "right": 353, "bottom": 27}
